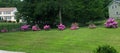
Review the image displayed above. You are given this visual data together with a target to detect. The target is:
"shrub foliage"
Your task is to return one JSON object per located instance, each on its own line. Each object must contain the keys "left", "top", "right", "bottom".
{"left": 94, "top": 45, "right": 118, "bottom": 53}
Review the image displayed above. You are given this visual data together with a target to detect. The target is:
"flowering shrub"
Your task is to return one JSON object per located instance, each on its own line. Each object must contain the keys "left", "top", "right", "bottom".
{"left": 21, "top": 25, "right": 30, "bottom": 31}
{"left": 88, "top": 23, "right": 96, "bottom": 29}
{"left": 105, "top": 18, "right": 118, "bottom": 28}
{"left": 57, "top": 23, "right": 66, "bottom": 30}
{"left": 1, "top": 28, "right": 8, "bottom": 32}
{"left": 44, "top": 25, "right": 50, "bottom": 30}
{"left": 70, "top": 23, "right": 79, "bottom": 30}
{"left": 94, "top": 45, "right": 118, "bottom": 53}
{"left": 32, "top": 25, "right": 40, "bottom": 31}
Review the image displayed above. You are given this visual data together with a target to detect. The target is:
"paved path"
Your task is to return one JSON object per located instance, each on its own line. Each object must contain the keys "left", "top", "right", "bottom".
{"left": 0, "top": 50, "right": 25, "bottom": 53}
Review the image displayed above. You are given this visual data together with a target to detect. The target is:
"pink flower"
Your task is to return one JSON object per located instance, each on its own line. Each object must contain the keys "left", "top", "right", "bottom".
{"left": 1, "top": 28, "right": 8, "bottom": 32}
{"left": 105, "top": 18, "right": 118, "bottom": 28}
{"left": 58, "top": 23, "right": 66, "bottom": 30}
{"left": 113, "top": 21, "right": 118, "bottom": 25}
{"left": 21, "top": 25, "right": 30, "bottom": 31}
{"left": 70, "top": 23, "right": 79, "bottom": 30}
{"left": 32, "top": 25, "right": 40, "bottom": 31}
{"left": 44, "top": 25, "right": 50, "bottom": 30}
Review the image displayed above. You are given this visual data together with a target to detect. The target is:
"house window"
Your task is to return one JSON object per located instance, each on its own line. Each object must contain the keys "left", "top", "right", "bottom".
{"left": 0, "top": 12, "right": 2, "bottom": 14}
{"left": 116, "top": 12, "right": 119, "bottom": 15}
{"left": 3, "top": 11, "right": 11, "bottom": 14}
{"left": 115, "top": 5, "right": 117, "bottom": 8}
{"left": 112, "top": 6, "right": 114, "bottom": 9}
{"left": 5, "top": 16, "right": 11, "bottom": 20}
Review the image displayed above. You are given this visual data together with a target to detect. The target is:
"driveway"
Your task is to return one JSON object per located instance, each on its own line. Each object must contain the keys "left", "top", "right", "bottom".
{"left": 0, "top": 50, "right": 25, "bottom": 53}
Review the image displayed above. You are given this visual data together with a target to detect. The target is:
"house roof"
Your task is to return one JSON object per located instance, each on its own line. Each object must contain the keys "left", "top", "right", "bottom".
{"left": 115, "top": 0, "right": 120, "bottom": 1}
{"left": 108, "top": 0, "right": 120, "bottom": 7}
{"left": 0, "top": 7, "right": 17, "bottom": 12}
{"left": 114, "top": 0, "right": 120, "bottom": 3}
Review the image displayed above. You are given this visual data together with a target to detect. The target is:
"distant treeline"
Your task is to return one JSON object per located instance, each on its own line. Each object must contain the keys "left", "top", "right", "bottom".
{"left": 0, "top": 0, "right": 21, "bottom": 7}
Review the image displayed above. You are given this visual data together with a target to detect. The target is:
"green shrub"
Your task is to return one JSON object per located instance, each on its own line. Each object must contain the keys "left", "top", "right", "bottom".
{"left": 94, "top": 45, "right": 118, "bottom": 53}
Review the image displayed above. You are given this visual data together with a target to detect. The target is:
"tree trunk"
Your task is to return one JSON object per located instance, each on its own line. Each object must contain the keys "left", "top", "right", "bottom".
{"left": 59, "top": 8, "right": 62, "bottom": 24}
{"left": 59, "top": 0, "right": 62, "bottom": 24}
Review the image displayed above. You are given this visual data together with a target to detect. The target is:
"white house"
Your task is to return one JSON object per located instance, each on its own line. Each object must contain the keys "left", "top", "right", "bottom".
{"left": 108, "top": 0, "right": 120, "bottom": 19}
{"left": 0, "top": 7, "right": 17, "bottom": 22}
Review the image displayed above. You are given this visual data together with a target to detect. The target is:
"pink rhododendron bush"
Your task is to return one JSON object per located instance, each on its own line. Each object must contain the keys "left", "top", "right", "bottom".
{"left": 0, "top": 28, "right": 8, "bottom": 32}
{"left": 70, "top": 23, "right": 79, "bottom": 30}
{"left": 21, "top": 25, "right": 30, "bottom": 31}
{"left": 32, "top": 25, "right": 40, "bottom": 31}
{"left": 104, "top": 18, "right": 118, "bottom": 28}
{"left": 57, "top": 23, "right": 66, "bottom": 30}
{"left": 44, "top": 25, "right": 50, "bottom": 30}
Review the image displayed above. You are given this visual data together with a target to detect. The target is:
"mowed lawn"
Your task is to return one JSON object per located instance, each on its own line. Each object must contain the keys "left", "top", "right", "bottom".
{"left": 0, "top": 28, "right": 120, "bottom": 53}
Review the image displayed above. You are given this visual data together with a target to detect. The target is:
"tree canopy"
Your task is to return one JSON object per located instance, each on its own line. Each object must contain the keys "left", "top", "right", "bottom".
{"left": 0, "top": 0, "right": 21, "bottom": 7}
{"left": 0, "top": 0, "right": 112, "bottom": 27}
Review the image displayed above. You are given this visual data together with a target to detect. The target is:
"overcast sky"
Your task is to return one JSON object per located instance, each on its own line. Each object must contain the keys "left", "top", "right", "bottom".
{"left": 21, "top": 0, "right": 23, "bottom": 1}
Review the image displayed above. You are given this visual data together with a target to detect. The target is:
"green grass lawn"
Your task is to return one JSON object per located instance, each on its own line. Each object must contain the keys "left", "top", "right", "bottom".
{"left": 0, "top": 28, "right": 120, "bottom": 53}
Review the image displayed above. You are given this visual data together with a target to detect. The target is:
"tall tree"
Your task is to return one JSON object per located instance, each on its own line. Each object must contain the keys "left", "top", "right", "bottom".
{"left": 17, "top": 0, "right": 109, "bottom": 27}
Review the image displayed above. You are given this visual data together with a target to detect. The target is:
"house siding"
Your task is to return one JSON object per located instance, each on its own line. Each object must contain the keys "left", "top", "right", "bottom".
{"left": 109, "top": 1, "right": 120, "bottom": 19}
{"left": 0, "top": 8, "right": 17, "bottom": 22}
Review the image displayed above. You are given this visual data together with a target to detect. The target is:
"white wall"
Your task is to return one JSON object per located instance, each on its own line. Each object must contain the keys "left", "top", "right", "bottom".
{"left": 109, "top": 2, "right": 120, "bottom": 19}
{"left": 0, "top": 8, "right": 17, "bottom": 22}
